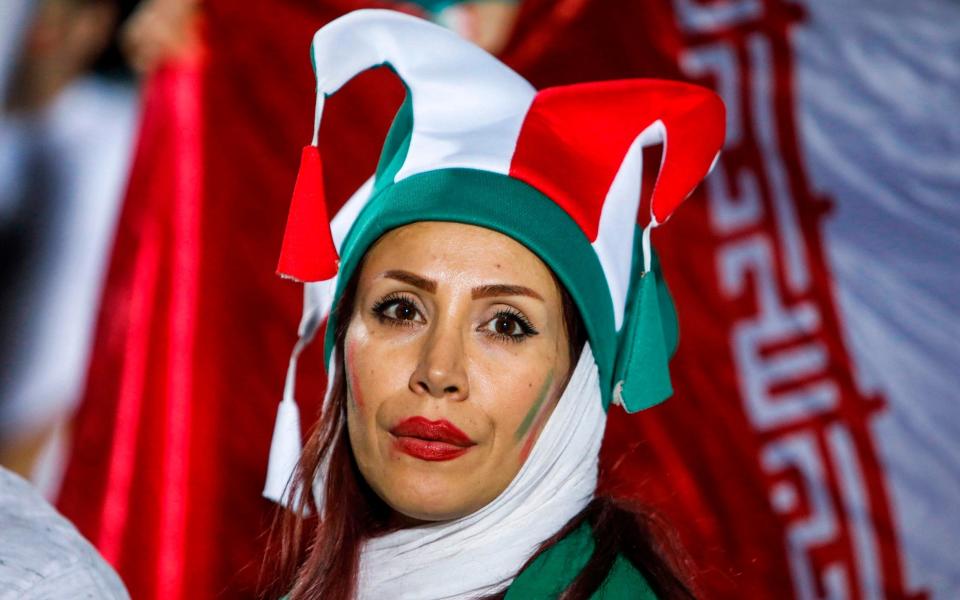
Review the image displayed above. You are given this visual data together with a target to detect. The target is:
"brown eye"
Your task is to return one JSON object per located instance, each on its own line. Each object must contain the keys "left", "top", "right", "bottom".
{"left": 480, "top": 310, "right": 538, "bottom": 342}
{"left": 494, "top": 315, "right": 520, "bottom": 336}
{"left": 382, "top": 300, "right": 420, "bottom": 321}
{"left": 391, "top": 301, "right": 418, "bottom": 321}
{"left": 372, "top": 294, "right": 425, "bottom": 325}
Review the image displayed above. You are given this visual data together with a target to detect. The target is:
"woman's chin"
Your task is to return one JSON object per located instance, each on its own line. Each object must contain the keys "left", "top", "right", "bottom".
{"left": 376, "top": 473, "right": 491, "bottom": 523}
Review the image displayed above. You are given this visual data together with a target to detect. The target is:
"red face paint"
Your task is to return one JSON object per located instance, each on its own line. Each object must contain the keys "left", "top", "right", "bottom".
{"left": 345, "top": 341, "right": 364, "bottom": 409}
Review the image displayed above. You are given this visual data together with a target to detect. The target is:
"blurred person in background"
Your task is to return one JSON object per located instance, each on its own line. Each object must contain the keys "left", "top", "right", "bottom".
{"left": 0, "top": 0, "right": 139, "bottom": 493}
{"left": 0, "top": 1, "right": 195, "bottom": 595}
{"left": 120, "top": 0, "right": 200, "bottom": 75}
{"left": 415, "top": 0, "right": 519, "bottom": 53}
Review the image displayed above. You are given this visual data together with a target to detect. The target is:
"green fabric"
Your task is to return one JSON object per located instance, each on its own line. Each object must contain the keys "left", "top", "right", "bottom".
{"left": 323, "top": 168, "right": 619, "bottom": 408}
{"left": 612, "top": 249, "right": 677, "bottom": 413}
{"left": 505, "top": 522, "right": 657, "bottom": 599}
{"left": 372, "top": 81, "right": 413, "bottom": 192}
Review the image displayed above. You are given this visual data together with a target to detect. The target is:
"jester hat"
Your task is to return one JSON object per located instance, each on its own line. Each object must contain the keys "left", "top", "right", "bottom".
{"left": 264, "top": 9, "right": 724, "bottom": 501}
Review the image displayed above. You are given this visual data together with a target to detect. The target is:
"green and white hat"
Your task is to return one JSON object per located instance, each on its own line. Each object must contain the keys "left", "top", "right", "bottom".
{"left": 264, "top": 9, "right": 724, "bottom": 502}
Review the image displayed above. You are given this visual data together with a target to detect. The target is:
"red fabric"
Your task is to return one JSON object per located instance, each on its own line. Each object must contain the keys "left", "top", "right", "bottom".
{"left": 58, "top": 3, "right": 405, "bottom": 598}
{"left": 57, "top": 58, "right": 204, "bottom": 597}
{"left": 277, "top": 146, "right": 339, "bottom": 282}
{"left": 510, "top": 80, "right": 725, "bottom": 239}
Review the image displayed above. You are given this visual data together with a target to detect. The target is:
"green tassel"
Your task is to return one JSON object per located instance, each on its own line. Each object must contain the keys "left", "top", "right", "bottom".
{"left": 612, "top": 269, "right": 674, "bottom": 413}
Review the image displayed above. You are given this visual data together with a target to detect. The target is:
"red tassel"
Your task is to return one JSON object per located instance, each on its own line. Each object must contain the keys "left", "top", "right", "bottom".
{"left": 276, "top": 146, "right": 339, "bottom": 282}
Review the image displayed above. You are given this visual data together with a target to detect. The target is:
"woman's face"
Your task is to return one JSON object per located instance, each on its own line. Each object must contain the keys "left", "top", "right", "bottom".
{"left": 343, "top": 221, "right": 572, "bottom": 522}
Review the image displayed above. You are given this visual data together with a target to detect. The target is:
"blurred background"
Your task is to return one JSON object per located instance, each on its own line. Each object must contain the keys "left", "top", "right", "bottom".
{"left": 0, "top": 0, "right": 957, "bottom": 598}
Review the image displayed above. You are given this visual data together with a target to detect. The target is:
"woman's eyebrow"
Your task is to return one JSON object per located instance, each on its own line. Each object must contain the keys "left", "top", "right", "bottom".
{"left": 472, "top": 284, "right": 544, "bottom": 301}
{"left": 383, "top": 269, "right": 437, "bottom": 292}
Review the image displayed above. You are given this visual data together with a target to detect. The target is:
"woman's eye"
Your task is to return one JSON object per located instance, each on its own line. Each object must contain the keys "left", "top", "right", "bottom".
{"left": 481, "top": 311, "right": 538, "bottom": 342}
{"left": 372, "top": 295, "right": 424, "bottom": 325}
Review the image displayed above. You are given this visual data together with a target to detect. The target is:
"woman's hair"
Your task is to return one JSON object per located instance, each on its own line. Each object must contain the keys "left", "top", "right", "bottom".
{"left": 262, "top": 265, "right": 699, "bottom": 599}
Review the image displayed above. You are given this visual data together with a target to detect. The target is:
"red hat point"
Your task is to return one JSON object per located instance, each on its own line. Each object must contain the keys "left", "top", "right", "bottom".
{"left": 277, "top": 145, "right": 339, "bottom": 282}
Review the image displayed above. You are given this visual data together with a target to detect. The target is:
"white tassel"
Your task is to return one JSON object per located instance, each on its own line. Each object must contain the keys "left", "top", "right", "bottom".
{"left": 263, "top": 395, "right": 303, "bottom": 505}
{"left": 262, "top": 335, "right": 309, "bottom": 505}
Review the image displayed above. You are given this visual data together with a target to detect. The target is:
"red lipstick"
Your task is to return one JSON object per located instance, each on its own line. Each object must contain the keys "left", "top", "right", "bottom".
{"left": 390, "top": 417, "right": 476, "bottom": 461}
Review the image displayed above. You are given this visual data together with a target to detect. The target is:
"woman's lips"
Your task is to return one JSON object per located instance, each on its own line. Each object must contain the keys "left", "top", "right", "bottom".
{"left": 390, "top": 416, "right": 476, "bottom": 462}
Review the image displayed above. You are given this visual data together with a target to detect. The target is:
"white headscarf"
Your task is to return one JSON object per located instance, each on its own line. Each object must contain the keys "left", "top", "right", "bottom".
{"left": 355, "top": 343, "right": 606, "bottom": 599}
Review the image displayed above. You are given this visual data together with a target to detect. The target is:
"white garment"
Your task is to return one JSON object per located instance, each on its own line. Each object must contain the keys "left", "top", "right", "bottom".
{"left": 356, "top": 343, "right": 606, "bottom": 599}
{"left": 0, "top": 466, "right": 130, "bottom": 599}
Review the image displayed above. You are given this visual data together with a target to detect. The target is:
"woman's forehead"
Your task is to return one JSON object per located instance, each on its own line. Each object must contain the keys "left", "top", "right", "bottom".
{"left": 360, "top": 221, "right": 559, "bottom": 294}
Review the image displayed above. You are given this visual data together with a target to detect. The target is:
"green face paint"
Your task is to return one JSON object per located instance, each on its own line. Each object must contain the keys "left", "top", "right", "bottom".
{"left": 514, "top": 369, "right": 554, "bottom": 442}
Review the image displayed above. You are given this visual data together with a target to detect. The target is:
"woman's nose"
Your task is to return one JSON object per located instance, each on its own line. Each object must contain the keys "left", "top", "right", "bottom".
{"left": 410, "top": 321, "right": 469, "bottom": 401}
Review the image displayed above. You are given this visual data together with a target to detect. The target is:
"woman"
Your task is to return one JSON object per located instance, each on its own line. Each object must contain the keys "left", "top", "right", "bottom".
{"left": 262, "top": 9, "right": 725, "bottom": 599}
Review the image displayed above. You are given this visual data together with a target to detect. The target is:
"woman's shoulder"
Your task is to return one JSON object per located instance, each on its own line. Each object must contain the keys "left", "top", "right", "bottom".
{"left": 505, "top": 521, "right": 657, "bottom": 599}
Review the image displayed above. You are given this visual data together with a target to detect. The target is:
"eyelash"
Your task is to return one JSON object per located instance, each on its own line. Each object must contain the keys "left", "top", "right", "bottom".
{"left": 371, "top": 292, "right": 422, "bottom": 327}
{"left": 369, "top": 295, "right": 539, "bottom": 343}
{"left": 484, "top": 308, "right": 539, "bottom": 343}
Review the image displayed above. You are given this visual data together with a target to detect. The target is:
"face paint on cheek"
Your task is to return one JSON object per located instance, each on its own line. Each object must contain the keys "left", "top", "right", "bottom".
{"left": 345, "top": 341, "right": 364, "bottom": 410}
{"left": 514, "top": 370, "right": 555, "bottom": 464}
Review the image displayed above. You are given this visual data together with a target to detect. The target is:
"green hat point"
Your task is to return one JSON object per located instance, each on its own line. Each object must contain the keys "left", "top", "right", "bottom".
{"left": 611, "top": 250, "right": 678, "bottom": 413}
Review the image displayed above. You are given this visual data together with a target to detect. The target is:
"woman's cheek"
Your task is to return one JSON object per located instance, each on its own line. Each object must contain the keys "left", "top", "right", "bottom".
{"left": 513, "top": 369, "right": 555, "bottom": 465}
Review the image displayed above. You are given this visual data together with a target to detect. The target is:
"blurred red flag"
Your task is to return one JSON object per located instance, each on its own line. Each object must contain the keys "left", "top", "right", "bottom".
{"left": 503, "top": 1, "right": 954, "bottom": 599}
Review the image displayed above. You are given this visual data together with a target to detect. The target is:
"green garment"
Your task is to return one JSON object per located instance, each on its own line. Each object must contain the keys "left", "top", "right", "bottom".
{"left": 505, "top": 522, "right": 657, "bottom": 599}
